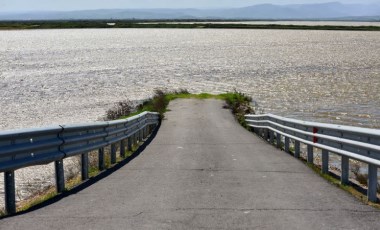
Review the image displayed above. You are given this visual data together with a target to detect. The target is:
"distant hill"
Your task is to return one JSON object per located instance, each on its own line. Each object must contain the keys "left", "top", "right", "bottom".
{"left": 1, "top": 2, "right": 380, "bottom": 21}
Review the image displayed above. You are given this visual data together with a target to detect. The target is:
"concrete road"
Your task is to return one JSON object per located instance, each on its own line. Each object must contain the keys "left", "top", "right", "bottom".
{"left": 1, "top": 99, "right": 379, "bottom": 229}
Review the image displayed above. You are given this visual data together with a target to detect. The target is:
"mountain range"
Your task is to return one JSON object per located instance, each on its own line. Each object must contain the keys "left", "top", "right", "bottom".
{"left": 1, "top": 2, "right": 380, "bottom": 21}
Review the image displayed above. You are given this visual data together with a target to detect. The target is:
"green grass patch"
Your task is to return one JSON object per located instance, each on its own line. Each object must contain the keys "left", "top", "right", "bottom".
{"left": 16, "top": 188, "right": 57, "bottom": 213}
{"left": 113, "top": 89, "right": 254, "bottom": 128}
{"left": 306, "top": 163, "right": 380, "bottom": 209}
{"left": 284, "top": 145, "right": 380, "bottom": 209}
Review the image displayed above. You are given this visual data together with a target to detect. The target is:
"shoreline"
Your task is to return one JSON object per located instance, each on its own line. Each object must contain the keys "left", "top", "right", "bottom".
{"left": 1, "top": 20, "right": 380, "bottom": 31}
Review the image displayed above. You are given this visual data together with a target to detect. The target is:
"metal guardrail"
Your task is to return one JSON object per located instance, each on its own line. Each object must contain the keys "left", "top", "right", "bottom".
{"left": 245, "top": 113, "right": 380, "bottom": 203}
{"left": 0, "top": 111, "right": 160, "bottom": 215}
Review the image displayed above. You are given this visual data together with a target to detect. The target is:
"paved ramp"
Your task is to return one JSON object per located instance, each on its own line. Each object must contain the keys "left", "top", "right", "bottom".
{"left": 1, "top": 99, "right": 379, "bottom": 229}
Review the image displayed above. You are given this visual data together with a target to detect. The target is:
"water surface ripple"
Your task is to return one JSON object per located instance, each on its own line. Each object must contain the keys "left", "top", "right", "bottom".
{"left": 0, "top": 29, "right": 379, "bottom": 130}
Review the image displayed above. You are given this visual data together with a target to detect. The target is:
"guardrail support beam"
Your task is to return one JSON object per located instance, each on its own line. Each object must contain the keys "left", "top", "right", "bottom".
{"left": 368, "top": 164, "right": 378, "bottom": 203}
{"left": 307, "top": 145, "right": 313, "bottom": 164}
{"left": 285, "top": 137, "right": 290, "bottom": 153}
{"left": 120, "top": 140, "right": 126, "bottom": 158}
{"left": 111, "top": 144, "right": 117, "bottom": 164}
{"left": 341, "top": 156, "right": 349, "bottom": 185}
{"left": 140, "top": 129, "right": 143, "bottom": 142}
{"left": 276, "top": 133, "right": 281, "bottom": 149}
{"left": 269, "top": 130, "right": 274, "bottom": 144}
{"left": 55, "top": 160, "right": 65, "bottom": 193}
{"left": 263, "top": 129, "right": 269, "bottom": 141}
{"left": 4, "top": 171, "right": 16, "bottom": 215}
{"left": 321, "top": 149, "right": 329, "bottom": 174}
{"left": 81, "top": 153, "right": 89, "bottom": 181}
{"left": 148, "top": 125, "right": 152, "bottom": 135}
{"left": 294, "top": 141, "right": 300, "bottom": 158}
{"left": 98, "top": 147, "right": 105, "bottom": 171}
{"left": 127, "top": 136, "right": 133, "bottom": 151}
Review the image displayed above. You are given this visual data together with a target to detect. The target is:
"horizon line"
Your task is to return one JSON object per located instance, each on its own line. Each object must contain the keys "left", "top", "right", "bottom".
{"left": 1, "top": 1, "right": 379, "bottom": 14}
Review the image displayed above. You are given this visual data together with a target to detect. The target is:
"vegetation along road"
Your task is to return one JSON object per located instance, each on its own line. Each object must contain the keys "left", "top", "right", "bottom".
{"left": 1, "top": 99, "right": 379, "bottom": 229}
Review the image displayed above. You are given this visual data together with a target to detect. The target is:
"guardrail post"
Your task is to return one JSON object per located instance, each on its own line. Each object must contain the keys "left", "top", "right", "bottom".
{"left": 140, "top": 129, "right": 143, "bottom": 141}
{"left": 341, "top": 156, "right": 349, "bottom": 185}
{"left": 111, "top": 144, "right": 117, "bottom": 164}
{"left": 263, "top": 129, "right": 269, "bottom": 141}
{"left": 55, "top": 160, "right": 65, "bottom": 193}
{"left": 285, "top": 137, "right": 290, "bottom": 153}
{"left": 81, "top": 153, "right": 89, "bottom": 181}
{"left": 294, "top": 141, "right": 300, "bottom": 158}
{"left": 307, "top": 145, "right": 313, "bottom": 164}
{"left": 98, "top": 147, "right": 105, "bottom": 170}
{"left": 148, "top": 125, "right": 152, "bottom": 135}
{"left": 4, "top": 171, "right": 16, "bottom": 215}
{"left": 269, "top": 130, "right": 274, "bottom": 144}
{"left": 368, "top": 164, "right": 378, "bottom": 202}
{"left": 276, "top": 133, "right": 281, "bottom": 149}
{"left": 127, "top": 136, "right": 133, "bottom": 151}
{"left": 120, "top": 140, "right": 126, "bottom": 158}
{"left": 321, "top": 149, "right": 329, "bottom": 174}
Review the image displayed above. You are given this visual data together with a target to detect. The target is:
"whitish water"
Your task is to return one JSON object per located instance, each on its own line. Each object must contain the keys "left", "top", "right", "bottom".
{"left": 0, "top": 29, "right": 379, "bottom": 130}
{"left": 150, "top": 20, "right": 380, "bottom": 27}
{"left": 0, "top": 28, "right": 379, "bottom": 209}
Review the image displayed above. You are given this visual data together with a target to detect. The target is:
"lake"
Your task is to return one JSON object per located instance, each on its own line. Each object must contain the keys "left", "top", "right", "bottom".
{"left": 0, "top": 28, "right": 379, "bottom": 130}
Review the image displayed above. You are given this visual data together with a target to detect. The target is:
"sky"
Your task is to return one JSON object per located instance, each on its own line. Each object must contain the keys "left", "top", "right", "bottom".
{"left": 0, "top": 0, "right": 378, "bottom": 12}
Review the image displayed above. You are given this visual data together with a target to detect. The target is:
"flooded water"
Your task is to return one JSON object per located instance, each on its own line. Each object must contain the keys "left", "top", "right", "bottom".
{"left": 0, "top": 28, "right": 379, "bottom": 209}
{"left": 0, "top": 28, "right": 379, "bottom": 130}
{"left": 152, "top": 20, "right": 380, "bottom": 27}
